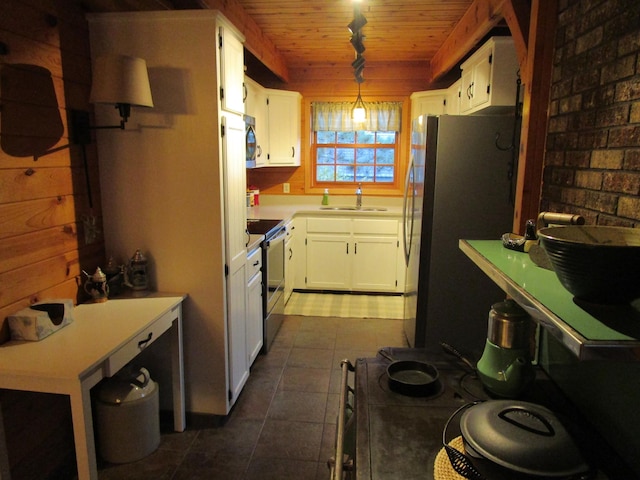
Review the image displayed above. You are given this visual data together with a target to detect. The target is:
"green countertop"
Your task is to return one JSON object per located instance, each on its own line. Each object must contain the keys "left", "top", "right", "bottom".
{"left": 460, "top": 240, "right": 640, "bottom": 361}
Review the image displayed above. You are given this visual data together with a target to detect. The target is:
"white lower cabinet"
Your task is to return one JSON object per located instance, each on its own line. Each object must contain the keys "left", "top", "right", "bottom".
{"left": 284, "top": 219, "right": 296, "bottom": 303}
{"left": 228, "top": 255, "right": 248, "bottom": 404}
{"left": 306, "top": 236, "right": 351, "bottom": 289}
{"left": 303, "top": 216, "right": 401, "bottom": 292}
{"left": 246, "top": 247, "right": 263, "bottom": 366}
{"left": 351, "top": 235, "right": 399, "bottom": 291}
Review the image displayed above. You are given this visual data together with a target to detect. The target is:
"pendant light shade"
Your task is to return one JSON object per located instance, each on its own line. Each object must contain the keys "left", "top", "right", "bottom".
{"left": 352, "top": 83, "right": 367, "bottom": 122}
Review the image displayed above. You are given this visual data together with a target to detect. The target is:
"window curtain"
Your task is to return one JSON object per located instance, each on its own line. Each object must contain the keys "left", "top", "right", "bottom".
{"left": 312, "top": 101, "right": 402, "bottom": 132}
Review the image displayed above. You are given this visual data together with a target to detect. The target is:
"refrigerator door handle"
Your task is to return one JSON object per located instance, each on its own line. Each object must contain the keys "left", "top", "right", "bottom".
{"left": 402, "top": 155, "right": 414, "bottom": 266}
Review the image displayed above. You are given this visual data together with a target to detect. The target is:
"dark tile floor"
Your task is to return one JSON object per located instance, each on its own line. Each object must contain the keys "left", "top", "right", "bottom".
{"left": 97, "top": 313, "right": 408, "bottom": 480}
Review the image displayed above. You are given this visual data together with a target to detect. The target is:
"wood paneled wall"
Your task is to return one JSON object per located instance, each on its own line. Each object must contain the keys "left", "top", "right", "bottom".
{"left": 0, "top": 0, "right": 105, "bottom": 340}
{"left": 1, "top": 1, "right": 104, "bottom": 477}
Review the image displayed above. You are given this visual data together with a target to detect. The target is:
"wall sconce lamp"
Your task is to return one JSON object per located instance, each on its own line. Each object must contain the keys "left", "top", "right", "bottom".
{"left": 72, "top": 54, "right": 154, "bottom": 145}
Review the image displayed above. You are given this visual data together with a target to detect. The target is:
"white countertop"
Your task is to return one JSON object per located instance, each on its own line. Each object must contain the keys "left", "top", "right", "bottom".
{"left": 247, "top": 198, "right": 403, "bottom": 221}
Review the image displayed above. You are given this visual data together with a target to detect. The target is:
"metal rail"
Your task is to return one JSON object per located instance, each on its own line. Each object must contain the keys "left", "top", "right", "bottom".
{"left": 329, "top": 359, "right": 355, "bottom": 480}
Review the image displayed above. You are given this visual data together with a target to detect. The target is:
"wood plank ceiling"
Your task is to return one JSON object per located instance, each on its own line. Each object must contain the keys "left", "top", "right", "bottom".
{"left": 233, "top": 0, "right": 474, "bottom": 67}
{"left": 79, "top": 0, "right": 503, "bottom": 83}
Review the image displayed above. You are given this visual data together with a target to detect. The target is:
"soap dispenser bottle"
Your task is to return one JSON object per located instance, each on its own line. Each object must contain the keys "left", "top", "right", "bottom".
{"left": 322, "top": 188, "right": 329, "bottom": 205}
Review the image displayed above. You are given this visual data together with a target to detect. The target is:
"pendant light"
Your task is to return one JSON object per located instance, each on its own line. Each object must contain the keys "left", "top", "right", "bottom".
{"left": 349, "top": 2, "right": 367, "bottom": 123}
{"left": 352, "top": 81, "right": 366, "bottom": 122}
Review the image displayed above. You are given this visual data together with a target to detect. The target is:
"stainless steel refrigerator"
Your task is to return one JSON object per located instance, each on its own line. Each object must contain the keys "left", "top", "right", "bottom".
{"left": 402, "top": 114, "right": 517, "bottom": 353}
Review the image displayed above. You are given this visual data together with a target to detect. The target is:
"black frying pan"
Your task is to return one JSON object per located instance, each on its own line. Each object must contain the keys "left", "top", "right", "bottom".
{"left": 378, "top": 350, "right": 441, "bottom": 397}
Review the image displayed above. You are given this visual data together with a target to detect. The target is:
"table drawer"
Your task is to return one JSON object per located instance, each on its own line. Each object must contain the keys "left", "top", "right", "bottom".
{"left": 104, "top": 306, "right": 176, "bottom": 376}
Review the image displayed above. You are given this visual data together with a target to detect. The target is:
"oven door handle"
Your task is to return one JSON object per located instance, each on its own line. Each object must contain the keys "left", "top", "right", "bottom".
{"left": 266, "top": 228, "right": 287, "bottom": 247}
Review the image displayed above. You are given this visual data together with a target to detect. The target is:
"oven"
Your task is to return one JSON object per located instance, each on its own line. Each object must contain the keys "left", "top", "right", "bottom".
{"left": 330, "top": 347, "right": 632, "bottom": 480}
{"left": 247, "top": 219, "right": 286, "bottom": 353}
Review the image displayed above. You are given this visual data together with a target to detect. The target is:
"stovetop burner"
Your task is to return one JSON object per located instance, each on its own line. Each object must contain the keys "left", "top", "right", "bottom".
{"left": 376, "top": 369, "right": 446, "bottom": 400}
{"left": 351, "top": 347, "right": 628, "bottom": 479}
{"left": 365, "top": 347, "right": 489, "bottom": 406}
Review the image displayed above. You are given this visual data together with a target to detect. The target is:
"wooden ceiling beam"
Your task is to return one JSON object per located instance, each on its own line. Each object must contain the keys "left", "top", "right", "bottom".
{"left": 428, "top": 0, "right": 531, "bottom": 84}
{"left": 428, "top": 0, "right": 507, "bottom": 84}
{"left": 513, "top": 0, "right": 556, "bottom": 233}
{"left": 197, "top": 0, "right": 290, "bottom": 82}
{"left": 500, "top": 0, "right": 531, "bottom": 76}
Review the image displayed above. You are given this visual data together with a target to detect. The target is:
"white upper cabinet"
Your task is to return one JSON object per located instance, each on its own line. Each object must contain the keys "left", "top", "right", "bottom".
{"left": 445, "top": 79, "right": 462, "bottom": 115}
{"left": 410, "top": 90, "right": 446, "bottom": 120}
{"left": 265, "top": 88, "right": 302, "bottom": 166}
{"left": 219, "top": 23, "right": 245, "bottom": 115}
{"left": 459, "top": 37, "right": 519, "bottom": 115}
{"left": 243, "top": 81, "right": 302, "bottom": 168}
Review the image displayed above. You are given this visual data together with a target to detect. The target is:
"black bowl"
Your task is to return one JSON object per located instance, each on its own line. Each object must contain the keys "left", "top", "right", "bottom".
{"left": 537, "top": 226, "right": 640, "bottom": 304}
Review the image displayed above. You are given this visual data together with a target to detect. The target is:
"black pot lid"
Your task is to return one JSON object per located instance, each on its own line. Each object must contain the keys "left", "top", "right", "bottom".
{"left": 460, "top": 400, "right": 589, "bottom": 477}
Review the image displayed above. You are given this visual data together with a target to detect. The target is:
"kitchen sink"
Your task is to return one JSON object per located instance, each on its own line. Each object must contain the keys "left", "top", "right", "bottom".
{"left": 320, "top": 206, "right": 387, "bottom": 211}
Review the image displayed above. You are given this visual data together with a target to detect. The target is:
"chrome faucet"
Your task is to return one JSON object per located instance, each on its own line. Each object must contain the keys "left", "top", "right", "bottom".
{"left": 356, "top": 183, "right": 362, "bottom": 209}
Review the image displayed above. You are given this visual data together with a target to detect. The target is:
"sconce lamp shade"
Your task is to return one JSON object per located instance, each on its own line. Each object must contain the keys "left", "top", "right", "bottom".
{"left": 89, "top": 54, "right": 154, "bottom": 108}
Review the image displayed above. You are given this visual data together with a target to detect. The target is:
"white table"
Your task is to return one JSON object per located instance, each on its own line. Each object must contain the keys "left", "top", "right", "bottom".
{"left": 0, "top": 294, "right": 186, "bottom": 479}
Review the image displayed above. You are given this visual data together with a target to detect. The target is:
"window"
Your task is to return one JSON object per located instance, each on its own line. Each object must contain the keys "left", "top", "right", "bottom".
{"left": 315, "top": 130, "right": 398, "bottom": 183}
{"left": 312, "top": 101, "right": 402, "bottom": 188}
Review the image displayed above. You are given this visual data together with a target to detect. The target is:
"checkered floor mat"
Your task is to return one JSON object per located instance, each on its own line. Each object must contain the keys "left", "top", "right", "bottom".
{"left": 285, "top": 292, "right": 404, "bottom": 319}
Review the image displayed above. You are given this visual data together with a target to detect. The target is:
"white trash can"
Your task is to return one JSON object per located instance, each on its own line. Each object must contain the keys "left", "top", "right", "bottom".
{"left": 95, "top": 367, "right": 160, "bottom": 463}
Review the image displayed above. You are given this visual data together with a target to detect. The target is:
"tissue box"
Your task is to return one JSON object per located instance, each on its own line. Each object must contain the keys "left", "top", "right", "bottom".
{"left": 8, "top": 299, "right": 74, "bottom": 341}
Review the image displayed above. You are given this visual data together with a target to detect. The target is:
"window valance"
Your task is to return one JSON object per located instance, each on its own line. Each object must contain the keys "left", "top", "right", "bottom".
{"left": 312, "top": 101, "right": 402, "bottom": 132}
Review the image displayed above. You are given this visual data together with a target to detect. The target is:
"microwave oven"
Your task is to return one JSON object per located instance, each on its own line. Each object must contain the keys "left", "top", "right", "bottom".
{"left": 245, "top": 114, "right": 258, "bottom": 168}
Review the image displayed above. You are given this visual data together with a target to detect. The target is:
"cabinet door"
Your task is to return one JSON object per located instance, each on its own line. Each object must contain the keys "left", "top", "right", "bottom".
{"left": 460, "top": 68, "right": 474, "bottom": 113}
{"left": 458, "top": 37, "right": 517, "bottom": 115}
{"left": 445, "top": 80, "right": 461, "bottom": 115}
{"left": 284, "top": 219, "right": 295, "bottom": 303}
{"left": 219, "top": 25, "right": 245, "bottom": 115}
{"left": 471, "top": 53, "right": 492, "bottom": 109}
{"left": 305, "top": 234, "right": 350, "bottom": 289}
{"left": 245, "top": 77, "right": 268, "bottom": 167}
{"left": 222, "top": 114, "right": 249, "bottom": 405}
{"left": 351, "top": 236, "right": 398, "bottom": 291}
{"left": 246, "top": 271, "right": 263, "bottom": 366}
{"left": 266, "top": 90, "right": 301, "bottom": 166}
{"left": 410, "top": 91, "right": 446, "bottom": 120}
{"left": 284, "top": 237, "right": 293, "bottom": 303}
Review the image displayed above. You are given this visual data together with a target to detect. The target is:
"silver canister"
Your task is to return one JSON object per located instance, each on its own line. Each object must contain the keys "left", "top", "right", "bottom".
{"left": 487, "top": 299, "right": 531, "bottom": 349}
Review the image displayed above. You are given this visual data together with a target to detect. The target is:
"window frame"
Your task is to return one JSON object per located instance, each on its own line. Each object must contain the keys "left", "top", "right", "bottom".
{"left": 312, "top": 130, "right": 400, "bottom": 187}
{"left": 304, "top": 96, "right": 410, "bottom": 196}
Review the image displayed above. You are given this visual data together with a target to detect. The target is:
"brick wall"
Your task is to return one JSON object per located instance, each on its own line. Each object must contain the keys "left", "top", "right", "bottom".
{"left": 542, "top": 0, "right": 640, "bottom": 226}
{"left": 539, "top": 2, "right": 640, "bottom": 475}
